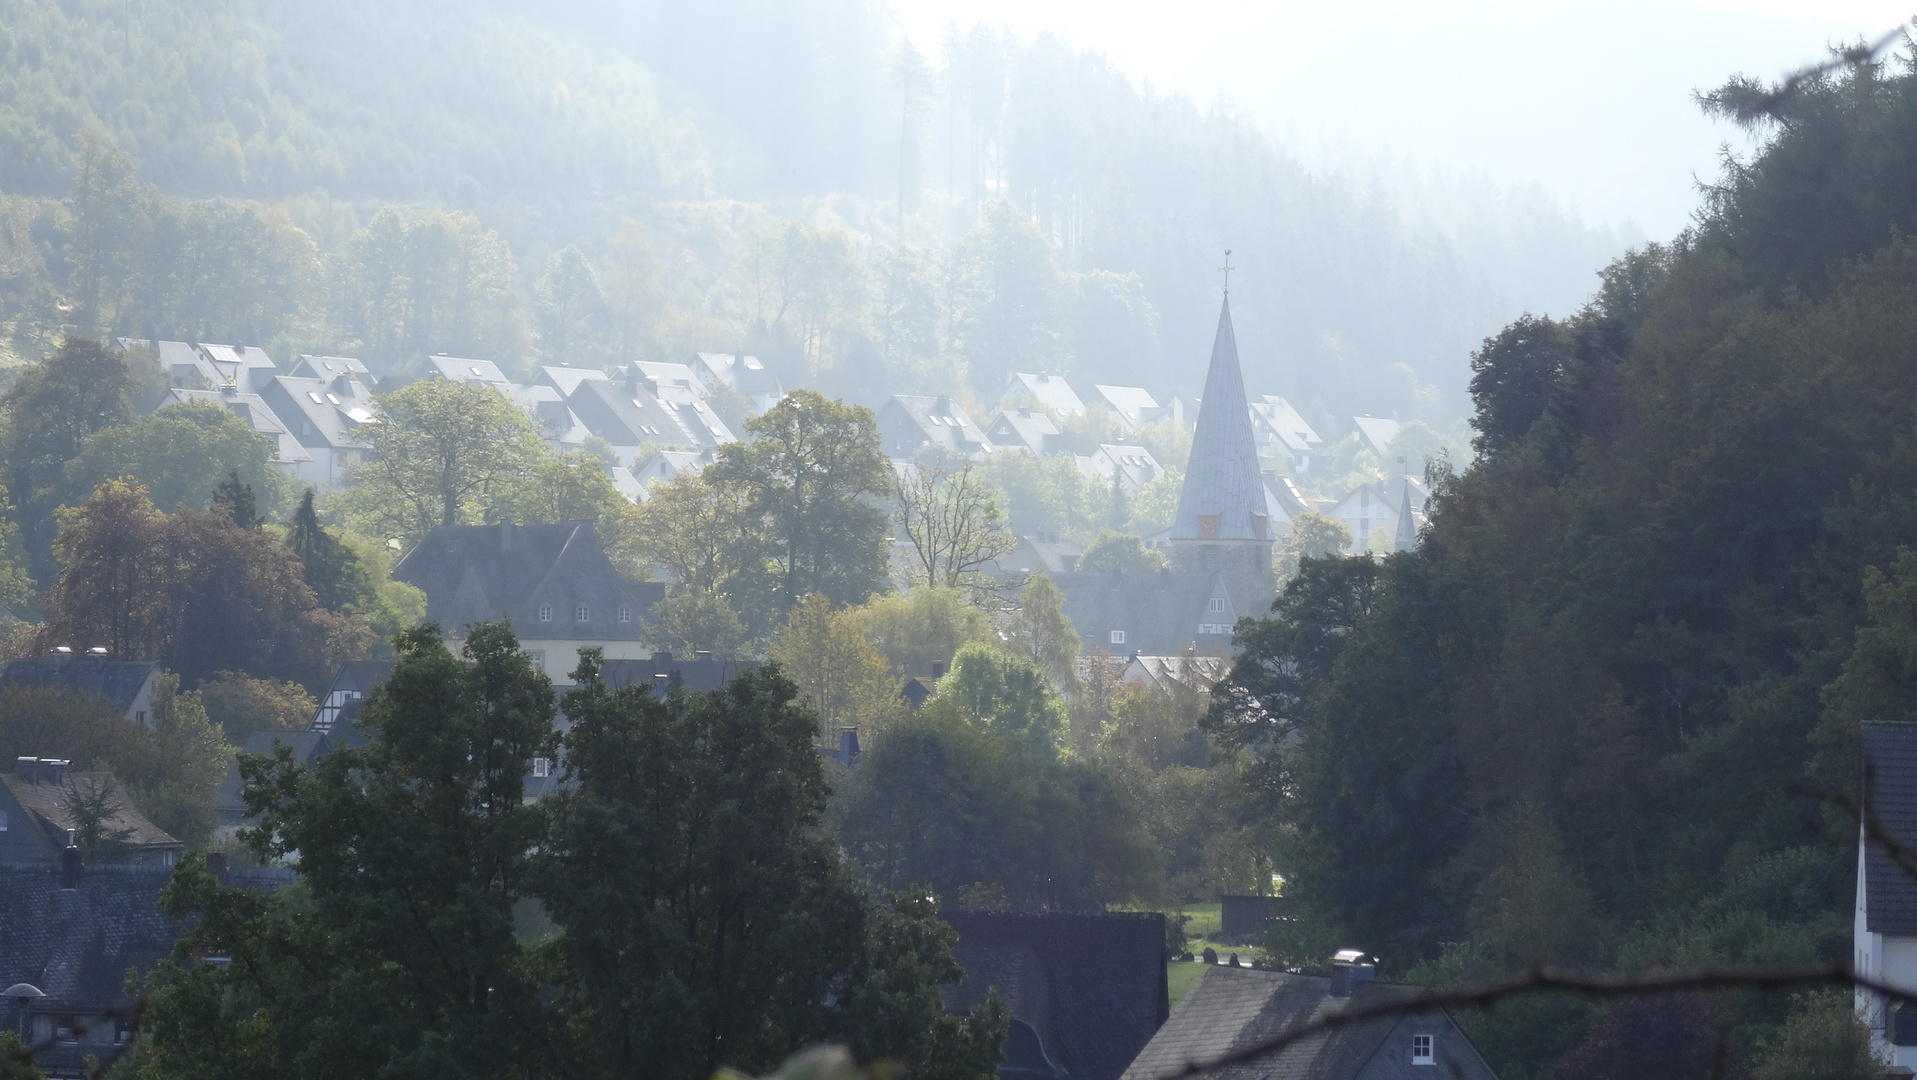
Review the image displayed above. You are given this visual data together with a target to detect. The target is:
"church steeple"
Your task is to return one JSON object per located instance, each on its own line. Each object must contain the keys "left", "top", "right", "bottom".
{"left": 1171, "top": 295, "right": 1269, "bottom": 545}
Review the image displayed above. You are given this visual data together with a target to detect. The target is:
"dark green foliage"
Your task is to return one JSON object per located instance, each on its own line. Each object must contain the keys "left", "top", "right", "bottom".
{"left": 211, "top": 471, "right": 258, "bottom": 528}
{"left": 285, "top": 491, "right": 356, "bottom": 610}
{"left": 0, "top": 336, "right": 134, "bottom": 575}
{"left": 1467, "top": 314, "right": 1571, "bottom": 456}
{"left": 64, "top": 402, "right": 288, "bottom": 517}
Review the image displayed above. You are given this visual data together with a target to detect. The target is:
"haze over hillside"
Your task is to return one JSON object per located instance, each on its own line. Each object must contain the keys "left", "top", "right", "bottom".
{"left": 0, "top": 0, "right": 1652, "bottom": 440}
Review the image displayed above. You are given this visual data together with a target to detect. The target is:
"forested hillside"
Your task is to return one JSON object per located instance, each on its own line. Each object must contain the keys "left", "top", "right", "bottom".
{"left": 0, "top": 0, "right": 1625, "bottom": 430}
{"left": 1213, "top": 55, "right": 1917, "bottom": 1077}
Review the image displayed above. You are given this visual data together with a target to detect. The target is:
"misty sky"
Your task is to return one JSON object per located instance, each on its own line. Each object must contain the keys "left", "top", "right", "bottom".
{"left": 891, "top": 0, "right": 1908, "bottom": 239}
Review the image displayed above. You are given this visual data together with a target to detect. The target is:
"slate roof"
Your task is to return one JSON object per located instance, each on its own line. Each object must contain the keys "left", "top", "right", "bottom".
{"left": 1120, "top": 967, "right": 1497, "bottom": 1080}
{"left": 1863, "top": 723, "right": 1917, "bottom": 934}
{"left": 259, "top": 374, "right": 377, "bottom": 453}
{"left": 568, "top": 379, "right": 722, "bottom": 452}
{"left": 215, "top": 731, "right": 333, "bottom": 824}
{"left": 501, "top": 384, "right": 591, "bottom": 449}
{"left": 1249, "top": 396, "right": 1324, "bottom": 455}
{"left": 427, "top": 355, "right": 512, "bottom": 385}
{"left": 156, "top": 387, "right": 312, "bottom": 466}
{"left": 633, "top": 448, "right": 716, "bottom": 488}
{"left": 290, "top": 354, "right": 376, "bottom": 387}
{"left": 1093, "top": 385, "right": 1161, "bottom": 425}
{"left": 1096, "top": 444, "right": 1164, "bottom": 490}
{"left": 1120, "top": 654, "right": 1231, "bottom": 693}
{"left": 988, "top": 534, "right": 1083, "bottom": 577}
{"left": 0, "top": 772, "right": 179, "bottom": 854}
{"left": 1004, "top": 373, "right": 1087, "bottom": 417}
{"left": 392, "top": 521, "right": 663, "bottom": 640}
{"left": 942, "top": 910, "right": 1168, "bottom": 1080}
{"left": 878, "top": 395, "right": 992, "bottom": 460}
{"left": 631, "top": 361, "right": 703, "bottom": 394}
{"left": 196, "top": 344, "right": 279, "bottom": 392}
{"left": 985, "top": 409, "right": 1064, "bottom": 456}
{"left": 536, "top": 364, "right": 613, "bottom": 397}
{"left": 692, "top": 352, "right": 783, "bottom": 399}
{"left": 598, "top": 654, "right": 760, "bottom": 694}
{"left": 1353, "top": 416, "right": 1402, "bottom": 458}
{"left": 1050, "top": 570, "right": 1236, "bottom": 657}
{"left": 0, "top": 660, "right": 156, "bottom": 717}
{"left": 1172, "top": 300, "right": 1270, "bottom": 543}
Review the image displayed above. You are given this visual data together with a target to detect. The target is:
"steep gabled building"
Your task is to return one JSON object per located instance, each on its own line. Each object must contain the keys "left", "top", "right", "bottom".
{"left": 1169, "top": 297, "right": 1275, "bottom": 609}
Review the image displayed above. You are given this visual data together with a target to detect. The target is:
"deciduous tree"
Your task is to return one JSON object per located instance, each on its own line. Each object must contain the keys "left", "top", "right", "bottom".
{"left": 895, "top": 455, "right": 1015, "bottom": 593}
{"left": 344, "top": 378, "right": 541, "bottom": 545}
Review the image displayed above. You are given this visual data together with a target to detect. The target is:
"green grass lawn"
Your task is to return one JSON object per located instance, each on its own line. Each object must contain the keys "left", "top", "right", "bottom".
{"left": 1167, "top": 960, "right": 1210, "bottom": 1009}
{"left": 1179, "top": 902, "right": 1221, "bottom": 940}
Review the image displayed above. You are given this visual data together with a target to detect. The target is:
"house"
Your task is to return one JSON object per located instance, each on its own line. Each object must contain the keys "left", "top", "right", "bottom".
{"left": 1329, "top": 476, "right": 1428, "bottom": 555}
{"left": 1857, "top": 722, "right": 1917, "bottom": 1066}
{"left": 391, "top": 521, "right": 665, "bottom": 684}
{"left": 900, "top": 675, "right": 939, "bottom": 709}
{"left": 1248, "top": 395, "right": 1324, "bottom": 474}
{"left": 196, "top": 344, "right": 280, "bottom": 392}
{"left": 986, "top": 533, "right": 1083, "bottom": 579}
{"left": 1118, "top": 654, "right": 1231, "bottom": 694}
{"left": 941, "top": 910, "right": 1168, "bottom": 1080}
{"left": 1120, "top": 957, "right": 1499, "bottom": 1080}
{"left": 500, "top": 383, "right": 592, "bottom": 453}
{"left": 535, "top": 364, "right": 613, "bottom": 398}
{"left": 630, "top": 361, "right": 705, "bottom": 397}
{"left": 1353, "top": 415, "right": 1402, "bottom": 459}
{"left": 1049, "top": 570, "right": 1237, "bottom": 656}
{"left": 0, "top": 657, "right": 159, "bottom": 725}
{"left": 632, "top": 448, "right": 716, "bottom": 488}
{"left": 0, "top": 859, "right": 294, "bottom": 1078}
{"left": 214, "top": 730, "right": 333, "bottom": 829}
{"left": 1168, "top": 298, "right": 1276, "bottom": 609}
{"left": 307, "top": 660, "right": 396, "bottom": 738}
{"left": 1091, "top": 384, "right": 1161, "bottom": 428}
{"left": 258, "top": 373, "right": 378, "bottom": 490}
{"left": 0, "top": 758, "right": 182, "bottom": 867}
{"left": 877, "top": 394, "right": 992, "bottom": 460}
{"left": 1002, "top": 372, "right": 1087, "bottom": 417}
{"left": 427, "top": 355, "right": 513, "bottom": 386}
{"left": 985, "top": 409, "right": 1065, "bottom": 456}
{"left": 151, "top": 386, "right": 313, "bottom": 474}
{"left": 1084, "top": 444, "right": 1164, "bottom": 494}
{"left": 691, "top": 352, "right": 784, "bottom": 413}
{"left": 597, "top": 652, "right": 759, "bottom": 694}
{"left": 290, "top": 354, "right": 376, "bottom": 388}
{"left": 567, "top": 376, "right": 727, "bottom": 462}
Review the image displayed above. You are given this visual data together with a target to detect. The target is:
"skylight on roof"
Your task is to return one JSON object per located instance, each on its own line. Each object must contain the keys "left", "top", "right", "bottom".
{"left": 326, "top": 394, "right": 341, "bottom": 405}
{"left": 471, "top": 365, "right": 485, "bottom": 376}
{"left": 308, "top": 391, "right": 323, "bottom": 403}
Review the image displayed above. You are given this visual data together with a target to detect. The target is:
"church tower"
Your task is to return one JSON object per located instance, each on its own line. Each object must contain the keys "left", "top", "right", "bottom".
{"left": 1170, "top": 293, "right": 1276, "bottom": 609}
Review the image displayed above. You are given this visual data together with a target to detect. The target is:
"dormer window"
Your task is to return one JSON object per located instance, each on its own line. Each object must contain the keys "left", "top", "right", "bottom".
{"left": 1110, "top": 630, "right": 1126, "bottom": 645}
{"left": 1412, "top": 1034, "right": 1434, "bottom": 1065}
{"left": 575, "top": 604, "right": 590, "bottom": 622}
{"left": 538, "top": 604, "right": 553, "bottom": 622}
{"left": 617, "top": 605, "right": 632, "bottom": 623}
{"left": 531, "top": 757, "right": 551, "bottom": 778}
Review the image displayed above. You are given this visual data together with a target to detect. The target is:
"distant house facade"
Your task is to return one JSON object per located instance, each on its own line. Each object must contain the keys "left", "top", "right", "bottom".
{"left": 1049, "top": 570, "right": 1237, "bottom": 656}
{"left": 0, "top": 757, "right": 182, "bottom": 866}
{"left": 1329, "top": 476, "right": 1428, "bottom": 555}
{"left": 1248, "top": 394, "right": 1324, "bottom": 474}
{"left": 258, "top": 372, "right": 378, "bottom": 490}
{"left": 877, "top": 395, "right": 993, "bottom": 460}
{"left": 1858, "top": 722, "right": 1917, "bottom": 1068}
{"left": 1001, "top": 372, "right": 1087, "bottom": 418}
{"left": 941, "top": 910, "right": 1168, "bottom": 1080}
{"left": 1121, "top": 958, "right": 1498, "bottom": 1080}
{"left": 985, "top": 408, "right": 1065, "bottom": 456}
{"left": 391, "top": 521, "right": 665, "bottom": 684}
{"left": 0, "top": 657, "right": 159, "bottom": 726}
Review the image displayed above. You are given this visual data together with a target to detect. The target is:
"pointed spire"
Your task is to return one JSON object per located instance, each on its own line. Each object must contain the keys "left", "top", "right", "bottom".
{"left": 1395, "top": 479, "right": 1418, "bottom": 552}
{"left": 1172, "top": 296, "right": 1269, "bottom": 542}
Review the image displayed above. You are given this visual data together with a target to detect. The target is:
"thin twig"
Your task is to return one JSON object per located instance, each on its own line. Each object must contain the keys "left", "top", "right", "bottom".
{"left": 1145, "top": 962, "right": 1899, "bottom": 1080}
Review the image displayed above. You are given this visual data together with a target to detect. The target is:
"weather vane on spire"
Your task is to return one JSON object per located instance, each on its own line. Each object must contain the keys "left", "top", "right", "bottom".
{"left": 1220, "top": 249, "right": 1235, "bottom": 295}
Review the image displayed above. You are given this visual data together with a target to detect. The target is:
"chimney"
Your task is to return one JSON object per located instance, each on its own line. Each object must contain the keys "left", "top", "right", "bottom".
{"left": 15, "top": 757, "right": 36, "bottom": 784}
{"left": 59, "top": 845, "right": 81, "bottom": 889}
{"left": 651, "top": 673, "right": 669, "bottom": 694}
{"left": 694, "top": 650, "right": 713, "bottom": 663}
{"left": 42, "top": 760, "right": 67, "bottom": 786}
{"left": 931, "top": 661, "right": 946, "bottom": 679}
{"left": 837, "top": 728, "right": 860, "bottom": 764}
{"left": 51, "top": 646, "right": 70, "bottom": 671}
{"left": 1328, "top": 949, "right": 1375, "bottom": 998}
{"left": 499, "top": 520, "right": 511, "bottom": 550}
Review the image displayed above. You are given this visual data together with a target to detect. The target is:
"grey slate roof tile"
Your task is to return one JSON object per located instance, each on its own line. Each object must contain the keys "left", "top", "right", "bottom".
{"left": 391, "top": 522, "right": 663, "bottom": 640}
{"left": 1048, "top": 570, "right": 1235, "bottom": 657}
{"left": 1864, "top": 722, "right": 1917, "bottom": 933}
{"left": 0, "top": 660, "right": 157, "bottom": 717}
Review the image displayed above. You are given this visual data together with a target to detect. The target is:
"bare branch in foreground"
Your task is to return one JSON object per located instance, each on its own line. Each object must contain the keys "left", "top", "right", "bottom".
{"left": 1145, "top": 962, "right": 1900, "bottom": 1080}
{"left": 1727, "top": 25, "right": 1907, "bottom": 121}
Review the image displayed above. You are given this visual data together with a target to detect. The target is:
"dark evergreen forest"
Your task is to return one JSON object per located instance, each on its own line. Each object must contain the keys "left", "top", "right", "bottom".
{"left": 1212, "top": 54, "right": 1917, "bottom": 1077}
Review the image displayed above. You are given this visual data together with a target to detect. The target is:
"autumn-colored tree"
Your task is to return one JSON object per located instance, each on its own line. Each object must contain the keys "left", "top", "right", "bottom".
{"left": 769, "top": 593, "right": 901, "bottom": 745}
{"left": 41, "top": 478, "right": 170, "bottom": 658}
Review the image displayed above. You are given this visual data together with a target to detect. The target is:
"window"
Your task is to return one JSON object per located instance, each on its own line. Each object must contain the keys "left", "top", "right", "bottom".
{"left": 1110, "top": 630, "right": 1126, "bottom": 645}
{"left": 618, "top": 605, "right": 633, "bottom": 623}
{"left": 0, "top": 808, "right": 9, "bottom": 831}
{"left": 526, "top": 650, "right": 545, "bottom": 672}
{"left": 1412, "top": 1034, "right": 1434, "bottom": 1065}
{"left": 326, "top": 393, "right": 341, "bottom": 406}
{"left": 531, "top": 757, "right": 551, "bottom": 778}
{"left": 307, "top": 391, "right": 323, "bottom": 404}
{"left": 1210, "top": 597, "right": 1226, "bottom": 612}
{"left": 538, "top": 604, "right": 553, "bottom": 622}
{"left": 575, "top": 603, "right": 590, "bottom": 622}
{"left": 135, "top": 710, "right": 147, "bottom": 724}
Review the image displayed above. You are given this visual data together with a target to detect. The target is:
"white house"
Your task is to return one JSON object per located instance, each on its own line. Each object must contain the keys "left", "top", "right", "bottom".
{"left": 1858, "top": 722, "right": 1917, "bottom": 1069}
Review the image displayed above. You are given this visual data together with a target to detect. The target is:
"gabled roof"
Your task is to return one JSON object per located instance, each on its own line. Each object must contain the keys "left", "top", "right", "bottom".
{"left": 1, "top": 772, "right": 178, "bottom": 850}
{"left": 634, "top": 448, "right": 716, "bottom": 487}
{"left": 1863, "top": 723, "right": 1917, "bottom": 934}
{"left": 567, "top": 379, "right": 718, "bottom": 451}
{"left": 942, "top": 910, "right": 1168, "bottom": 1080}
{"left": 597, "top": 654, "right": 760, "bottom": 694}
{"left": 1172, "top": 299, "right": 1269, "bottom": 543}
{"left": 878, "top": 395, "right": 991, "bottom": 460}
{"left": 392, "top": 521, "right": 663, "bottom": 640}
{"left": 1097, "top": 444, "right": 1164, "bottom": 489}
{"left": 1093, "top": 384, "right": 1161, "bottom": 425}
{"left": 1120, "top": 654, "right": 1231, "bottom": 693}
{"left": 1005, "top": 373, "right": 1087, "bottom": 417}
{"left": 215, "top": 730, "right": 333, "bottom": 822}
{"left": 427, "top": 355, "right": 511, "bottom": 385}
{"left": 1265, "top": 476, "right": 1311, "bottom": 521}
{"left": 632, "top": 361, "right": 702, "bottom": 393}
{"left": 536, "top": 365, "right": 613, "bottom": 398}
{"left": 500, "top": 384, "right": 590, "bottom": 447}
{"left": 260, "top": 375, "right": 377, "bottom": 452}
{"left": 0, "top": 659, "right": 157, "bottom": 717}
{"left": 196, "top": 343, "right": 279, "bottom": 392}
{"left": 987, "top": 534, "right": 1083, "bottom": 577}
{"left": 986, "top": 409, "right": 1064, "bottom": 456}
{"left": 1120, "top": 966, "right": 1495, "bottom": 1080}
{"left": 1353, "top": 415, "right": 1402, "bottom": 458}
{"left": 1049, "top": 570, "right": 1235, "bottom": 656}
{"left": 156, "top": 388, "right": 313, "bottom": 465}
{"left": 291, "top": 355, "right": 375, "bottom": 386}
{"left": 692, "top": 352, "right": 783, "bottom": 398}
{"left": 1249, "top": 395, "right": 1324, "bottom": 454}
